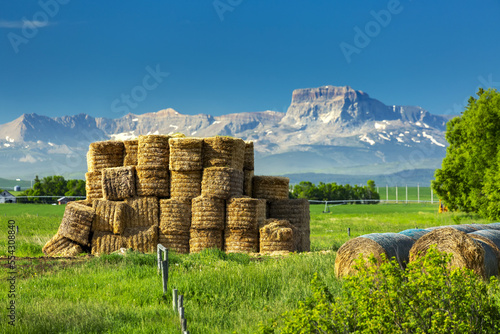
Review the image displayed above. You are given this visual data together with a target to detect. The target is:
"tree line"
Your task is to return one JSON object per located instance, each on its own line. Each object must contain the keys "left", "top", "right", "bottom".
{"left": 290, "top": 180, "right": 380, "bottom": 203}
{"left": 20, "top": 175, "right": 86, "bottom": 203}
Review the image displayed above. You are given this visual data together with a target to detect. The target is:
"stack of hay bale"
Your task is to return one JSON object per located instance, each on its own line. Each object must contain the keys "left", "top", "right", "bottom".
{"left": 43, "top": 134, "right": 310, "bottom": 257}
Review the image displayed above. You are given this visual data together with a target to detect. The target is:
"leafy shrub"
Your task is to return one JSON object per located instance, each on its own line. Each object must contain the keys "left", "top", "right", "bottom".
{"left": 259, "top": 247, "right": 500, "bottom": 333}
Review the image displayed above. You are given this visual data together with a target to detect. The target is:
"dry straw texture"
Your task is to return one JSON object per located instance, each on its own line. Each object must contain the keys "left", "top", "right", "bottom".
{"left": 335, "top": 233, "right": 416, "bottom": 278}
{"left": 42, "top": 233, "right": 83, "bottom": 257}
{"left": 125, "top": 196, "right": 159, "bottom": 228}
{"left": 202, "top": 136, "right": 245, "bottom": 169}
{"left": 123, "top": 139, "right": 138, "bottom": 166}
{"left": 92, "top": 199, "right": 131, "bottom": 234}
{"left": 85, "top": 171, "right": 103, "bottom": 201}
{"left": 170, "top": 170, "right": 202, "bottom": 203}
{"left": 409, "top": 227, "right": 485, "bottom": 278}
{"left": 102, "top": 166, "right": 136, "bottom": 200}
{"left": 87, "top": 140, "right": 125, "bottom": 172}
{"left": 91, "top": 232, "right": 125, "bottom": 255}
{"left": 243, "top": 170, "right": 254, "bottom": 196}
{"left": 244, "top": 141, "right": 254, "bottom": 170}
{"left": 260, "top": 219, "right": 295, "bottom": 254}
{"left": 159, "top": 231, "right": 190, "bottom": 254}
{"left": 252, "top": 176, "right": 290, "bottom": 200}
{"left": 226, "top": 197, "right": 266, "bottom": 231}
{"left": 191, "top": 196, "right": 225, "bottom": 230}
{"left": 201, "top": 167, "right": 243, "bottom": 199}
{"left": 169, "top": 137, "right": 203, "bottom": 171}
{"left": 189, "top": 229, "right": 223, "bottom": 253}
{"left": 58, "top": 202, "right": 95, "bottom": 246}
{"left": 268, "top": 199, "right": 310, "bottom": 252}
{"left": 159, "top": 199, "right": 191, "bottom": 234}
{"left": 224, "top": 228, "right": 259, "bottom": 253}
{"left": 137, "top": 135, "right": 170, "bottom": 167}
{"left": 135, "top": 166, "right": 170, "bottom": 198}
{"left": 123, "top": 225, "right": 158, "bottom": 253}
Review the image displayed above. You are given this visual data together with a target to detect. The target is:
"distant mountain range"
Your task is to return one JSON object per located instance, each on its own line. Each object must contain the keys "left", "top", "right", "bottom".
{"left": 0, "top": 85, "right": 452, "bottom": 185}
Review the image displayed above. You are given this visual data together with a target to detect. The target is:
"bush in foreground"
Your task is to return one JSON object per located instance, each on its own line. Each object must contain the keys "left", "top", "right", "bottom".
{"left": 260, "top": 247, "right": 500, "bottom": 333}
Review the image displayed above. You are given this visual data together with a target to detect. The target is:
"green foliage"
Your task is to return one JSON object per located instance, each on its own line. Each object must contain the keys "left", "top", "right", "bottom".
{"left": 261, "top": 247, "right": 500, "bottom": 333}
{"left": 20, "top": 175, "right": 86, "bottom": 203}
{"left": 432, "top": 88, "right": 500, "bottom": 219}
{"left": 291, "top": 180, "right": 380, "bottom": 203}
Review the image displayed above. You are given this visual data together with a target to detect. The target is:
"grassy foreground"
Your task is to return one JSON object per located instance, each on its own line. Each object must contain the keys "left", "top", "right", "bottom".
{"left": 0, "top": 203, "right": 493, "bottom": 333}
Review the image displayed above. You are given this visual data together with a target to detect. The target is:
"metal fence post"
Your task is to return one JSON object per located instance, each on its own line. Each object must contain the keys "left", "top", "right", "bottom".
{"left": 173, "top": 289, "right": 178, "bottom": 312}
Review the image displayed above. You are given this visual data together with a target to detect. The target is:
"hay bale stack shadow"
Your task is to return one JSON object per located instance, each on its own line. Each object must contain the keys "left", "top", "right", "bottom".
{"left": 92, "top": 199, "right": 131, "bottom": 235}
{"left": 91, "top": 232, "right": 125, "bottom": 255}
{"left": 58, "top": 202, "right": 96, "bottom": 246}
{"left": 225, "top": 197, "right": 266, "bottom": 253}
{"left": 159, "top": 199, "right": 191, "bottom": 254}
{"left": 190, "top": 229, "right": 223, "bottom": 253}
{"left": 169, "top": 137, "right": 203, "bottom": 171}
{"left": 201, "top": 167, "right": 243, "bottom": 199}
{"left": 260, "top": 218, "right": 295, "bottom": 255}
{"left": 268, "top": 198, "right": 310, "bottom": 252}
{"left": 243, "top": 170, "right": 254, "bottom": 196}
{"left": 123, "top": 139, "right": 138, "bottom": 166}
{"left": 190, "top": 196, "right": 225, "bottom": 253}
{"left": 123, "top": 225, "right": 158, "bottom": 253}
{"left": 170, "top": 170, "right": 202, "bottom": 203}
{"left": 135, "top": 166, "right": 170, "bottom": 198}
{"left": 125, "top": 196, "right": 159, "bottom": 228}
{"left": 244, "top": 141, "right": 254, "bottom": 171}
{"left": 85, "top": 171, "right": 103, "bottom": 202}
{"left": 252, "top": 176, "right": 289, "bottom": 201}
{"left": 42, "top": 234, "right": 83, "bottom": 257}
{"left": 202, "top": 136, "right": 245, "bottom": 169}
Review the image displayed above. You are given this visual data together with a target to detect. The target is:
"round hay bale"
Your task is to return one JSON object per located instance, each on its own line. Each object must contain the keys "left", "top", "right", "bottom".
{"left": 170, "top": 170, "right": 202, "bottom": 203}
{"left": 268, "top": 199, "right": 310, "bottom": 252}
{"left": 399, "top": 228, "right": 430, "bottom": 241}
{"left": 243, "top": 169, "right": 254, "bottom": 196}
{"left": 201, "top": 167, "right": 243, "bottom": 199}
{"left": 159, "top": 231, "right": 190, "bottom": 254}
{"left": 123, "top": 139, "right": 138, "bottom": 166}
{"left": 244, "top": 141, "right": 254, "bottom": 170}
{"left": 409, "top": 227, "right": 485, "bottom": 277}
{"left": 486, "top": 223, "right": 500, "bottom": 230}
{"left": 469, "top": 229, "right": 500, "bottom": 251}
{"left": 169, "top": 137, "right": 203, "bottom": 171}
{"left": 58, "top": 202, "right": 96, "bottom": 246}
{"left": 137, "top": 135, "right": 170, "bottom": 167}
{"left": 102, "top": 166, "right": 136, "bottom": 200}
{"left": 91, "top": 231, "right": 125, "bottom": 255}
{"left": 335, "top": 233, "right": 416, "bottom": 278}
{"left": 191, "top": 196, "right": 225, "bottom": 230}
{"left": 252, "top": 176, "right": 289, "bottom": 200}
{"left": 189, "top": 229, "right": 223, "bottom": 253}
{"left": 125, "top": 196, "right": 159, "bottom": 228}
{"left": 85, "top": 171, "right": 103, "bottom": 201}
{"left": 260, "top": 219, "right": 295, "bottom": 254}
{"left": 468, "top": 230, "right": 500, "bottom": 277}
{"left": 135, "top": 166, "right": 170, "bottom": 198}
{"left": 122, "top": 225, "right": 158, "bottom": 253}
{"left": 224, "top": 228, "right": 259, "bottom": 253}
{"left": 202, "top": 136, "right": 245, "bottom": 170}
{"left": 159, "top": 199, "right": 191, "bottom": 234}
{"left": 226, "top": 197, "right": 266, "bottom": 230}
{"left": 42, "top": 233, "right": 83, "bottom": 257}
{"left": 87, "top": 140, "right": 125, "bottom": 172}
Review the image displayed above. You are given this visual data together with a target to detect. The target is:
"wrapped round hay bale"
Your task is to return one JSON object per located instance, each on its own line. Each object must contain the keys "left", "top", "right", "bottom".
{"left": 58, "top": 202, "right": 95, "bottom": 246}
{"left": 226, "top": 197, "right": 266, "bottom": 231}
{"left": 252, "top": 176, "right": 289, "bottom": 200}
{"left": 159, "top": 199, "right": 191, "bottom": 234}
{"left": 159, "top": 231, "right": 190, "bottom": 254}
{"left": 243, "top": 169, "right": 254, "bottom": 196}
{"left": 426, "top": 224, "right": 484, "bottom": 233}
{"left": 399, "top": 228, "right": 430, "bottom": 241}
{"left": 486, "top": 223, "right": 500, "bottom": 230}
{"left": 335, "top": 233, "right": 416, "bottom": 278}
{"left": 91, "top": 231, "right": 125, "bottom": 255}
{"left": 102, "top": 166, "right": 136, "bottom": 200}
{"left": 92, "top": 199, "right": 131, "bottom": 234}
{"left": 170, "top": 170, "right": 202, "bottom": 203}
{"left": 85, "top": 171, "right": 103, "bottom": 201}
{"left": 244, "top": 141, "right": 254, "bottom": 170}
{"left": 191, "top": 196, "right": 225, "bottom": 230}
{"left": 169, "top": 137, "right": 203, "bottom": 171}
{"left": 125, "top": 196, "right": 159, "bottom": 228}
{"left": 137, "top": 134, "right": 170, "bottom": 167}
{"left": 268, "top": 198, "right": 310, "bottom": 252}
{"left": 202, "top": 136, "right": 245, "bottom": 170}
{"left": 259, "top": 219, "right": 295, "bottom": 254}
{"left": 201, "top": 167, "right": 243, "bottom": 199}
{"left": 467, "top": 231, "right": 500, "bottom": 277}
{"left": 87, "top": 140, "right": 125, "bottom": 172}
{"left": 123, "top": 225, "right": 158, "bottom": 253}
{"left": 123, "top": 139, "right": 138, "bottom": 166}
{"left": 42, "top": 233, "right": 83, "bottom": 257}
{"left": 224, "top": 228, "right": 259, "bottom": 253}
{"left": 189, "top": 229, "right": 223, "bottom": 253}
{"left": 409, "top": 227, "right": 485, "bottom": 277}
{"left": 135, "top": 165, "right": 170, "bottom": 198}
{"left": 469, "top": 229, "right": 500, "bottom": 251}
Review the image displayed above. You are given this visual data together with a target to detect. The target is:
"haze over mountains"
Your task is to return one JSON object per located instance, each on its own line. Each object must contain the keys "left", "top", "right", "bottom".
{"left": 0, "top": 86, "right": 450, "bottom": 185}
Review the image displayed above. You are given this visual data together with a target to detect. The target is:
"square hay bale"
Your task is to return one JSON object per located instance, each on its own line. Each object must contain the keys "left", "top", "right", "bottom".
{"left": 244, "top": 141, "right": 254, "bottom": 170}
{"left": 137, "top": 135, "right": 170, "bottom": 166}
{"left": 260, "top": 219, "right": 295, "bottom": 254}
{"left": 170, "top": 170, "right": 202, "bottom": 203}
{"left": 169, "top": 137, "right": 203, "bottom": 171}
{"left": 91, "top": 231, "right": 125, "bottom": 255}
{"left": 125, "top": 196, "right": 159, "bottom": 228}
{"left": 189, "top": 229, "right": 223, "bottom": 253}
{"left": 135, "top": 166, "right": 170, "bottom": 198}
{"left": 226, "top": 197, "right": 266, "bottom": 231}
{"left": 243, "top": 169, "right": 254, "bottom": 197}
{"left": 85, "top": 171, "right": 103, "bottom": 201}
{"left": 92, "top": 199, "right": 131, "bottom": 234}
{"left": 252, "top": 176, "right": 290, "bottom": 200}
{"left": 102, "top": 166, "right": 136, "bottom": 200}
{"left": 159, "top": 231, "right": 190, "bottom": 254}
{"left": 191, "top": 196, "right": 225, "bottom": 230}
{"left": 58, "top": 202, "right": 95, "bottom": 246}
{"left": 123, "top": 225, "right": 158, "bottom": 253}
{"left": 224, "top": 228, "right": 259, "bottom": 253}
{"left": 87, "top": 140, "right": 125, "bottom": 172}
{"left": 123, "top": 139, "right": 138, "bottom": 166}
{"left": 268, "top": 199, "right": 310, "bottom": 252}
{"left": 202, "top": 136, "right": 245, "bottom": 170}
{"left": 42, "top": 233, "right": 83, "bottom": 257}
{"left": 159, "top": 199, "right": 191, "bottom": 234}
{"left": 201, "top": 167, "right": 243, "bottom": 199}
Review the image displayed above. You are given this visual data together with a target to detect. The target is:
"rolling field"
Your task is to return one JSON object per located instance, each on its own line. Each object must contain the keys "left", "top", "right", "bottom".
{"left": 0, "top": 203, "right": 494, "bottom": 333}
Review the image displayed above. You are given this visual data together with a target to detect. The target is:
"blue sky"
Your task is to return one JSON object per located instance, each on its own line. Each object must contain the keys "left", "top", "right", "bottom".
{"left": 0, "top": 0, "right": 499, "bottom": 124}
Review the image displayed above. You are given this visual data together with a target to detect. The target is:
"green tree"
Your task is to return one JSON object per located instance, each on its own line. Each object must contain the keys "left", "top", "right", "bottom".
{"left": 432, "top": 88, "right": 500, "bottom": 218}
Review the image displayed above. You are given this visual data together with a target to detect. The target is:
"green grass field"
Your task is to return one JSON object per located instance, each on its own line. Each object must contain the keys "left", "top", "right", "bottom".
{"left": 0, "top": 203, "right": 494, "bottom": 333}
